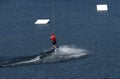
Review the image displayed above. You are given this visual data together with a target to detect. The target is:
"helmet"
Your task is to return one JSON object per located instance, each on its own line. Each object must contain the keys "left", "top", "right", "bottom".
{"left": 51, "top": 33, "right": 54, "bottom": 35}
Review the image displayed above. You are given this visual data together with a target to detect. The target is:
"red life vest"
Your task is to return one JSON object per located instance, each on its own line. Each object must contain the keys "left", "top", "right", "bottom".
{"left": 50, "top": 35, "right": 56, "bottom": 42}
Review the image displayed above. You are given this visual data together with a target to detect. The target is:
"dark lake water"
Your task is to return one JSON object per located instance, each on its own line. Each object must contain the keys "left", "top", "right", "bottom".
{"left": 0, "top": 0, "right": 120, "bottom": 79}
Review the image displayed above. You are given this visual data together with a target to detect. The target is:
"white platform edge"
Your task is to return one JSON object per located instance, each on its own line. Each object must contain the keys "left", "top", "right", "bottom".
{"left": 34, "top": 19, "right": 50, "bottom": 24}
{"left": 97, "top": 4, "right": 108, "bottom": 11}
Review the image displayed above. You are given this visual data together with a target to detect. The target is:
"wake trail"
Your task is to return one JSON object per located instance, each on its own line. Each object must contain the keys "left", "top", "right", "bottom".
{"left": 0, "top": 45, "right": 88, "bottom": 68}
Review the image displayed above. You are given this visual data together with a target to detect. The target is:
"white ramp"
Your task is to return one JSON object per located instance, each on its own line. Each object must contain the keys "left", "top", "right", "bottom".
{"left": 34, "top": 19, "right": 50, "bottom": 24}
{"left": 96, "top": 4, "right": 108, "bottom": 11}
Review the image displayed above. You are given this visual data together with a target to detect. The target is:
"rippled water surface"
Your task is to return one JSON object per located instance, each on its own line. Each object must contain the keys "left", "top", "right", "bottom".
{"left": 0, "top": 0, "right": 120, "bottom": 79}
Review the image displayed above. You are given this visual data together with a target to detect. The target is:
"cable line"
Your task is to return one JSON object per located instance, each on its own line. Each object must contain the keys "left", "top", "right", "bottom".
{"left": 51, "top": 0, "right": 56, "bottom": 34}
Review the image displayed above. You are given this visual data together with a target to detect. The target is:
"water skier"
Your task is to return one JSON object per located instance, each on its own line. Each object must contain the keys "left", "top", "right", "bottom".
{"left": 50, "top": 33, "right": 58, "bottom": 49}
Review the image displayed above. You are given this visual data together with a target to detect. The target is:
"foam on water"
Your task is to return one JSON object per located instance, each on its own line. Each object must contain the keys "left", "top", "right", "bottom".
{"left": 41, "top": 45, "right": 88, "bottom": 63}
{"left": 58, "top": 45, "right": 87, "bottom": 57}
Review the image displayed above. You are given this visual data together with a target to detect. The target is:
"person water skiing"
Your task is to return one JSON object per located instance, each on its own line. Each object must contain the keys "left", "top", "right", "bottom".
{"left": 50, "top": 33, "right": 57, "bottom": 49}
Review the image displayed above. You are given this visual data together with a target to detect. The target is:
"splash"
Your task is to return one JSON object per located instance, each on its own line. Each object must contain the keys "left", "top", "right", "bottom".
{"left": 40, "top": 45, "right": 88, "bottom": 63}
{"left": 58, "top": 45, "right": 87, "bottom": 58}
